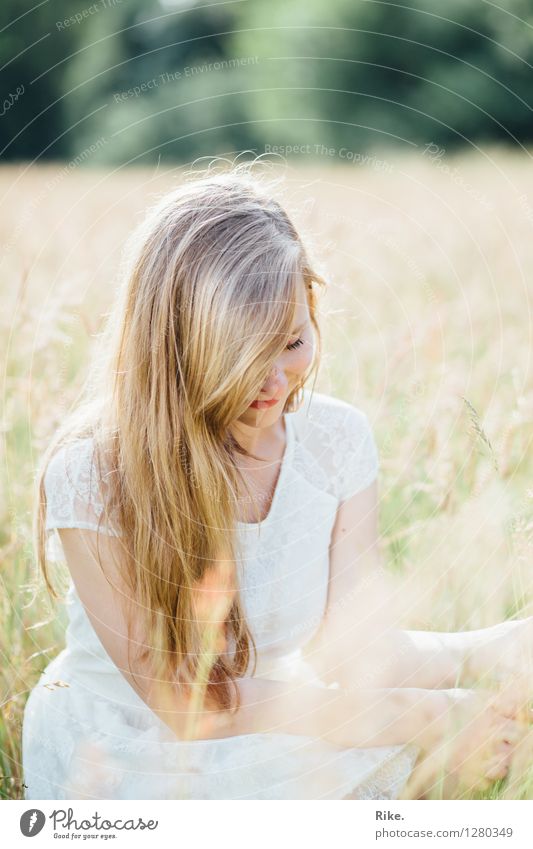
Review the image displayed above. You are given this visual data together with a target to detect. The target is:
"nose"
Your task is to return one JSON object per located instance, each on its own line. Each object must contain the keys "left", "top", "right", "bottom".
{"left": 260, "top": 364, "right": 288, "bottom": 399}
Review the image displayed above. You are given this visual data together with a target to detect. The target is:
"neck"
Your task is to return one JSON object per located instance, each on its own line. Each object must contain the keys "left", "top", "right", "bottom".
{"left": 229, "top": 414, "right": 286, "bottom": 461}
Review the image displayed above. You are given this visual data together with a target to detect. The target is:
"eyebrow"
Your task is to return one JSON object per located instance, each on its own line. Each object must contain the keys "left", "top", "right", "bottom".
{"left": 291, "top": 321, "right": 306, "bottom": 335}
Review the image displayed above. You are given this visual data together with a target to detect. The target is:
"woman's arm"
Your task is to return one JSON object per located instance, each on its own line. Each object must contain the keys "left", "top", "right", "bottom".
{"left": 56, "top": 526, "right": 524, "bottom": 772}
{"left": 301, "top": 480, "right": 466, "bottom": 690}
{"left": 57, "top": 524, "right": 505, "bottom": 761}
{"left": 226, "top": 675, "right": 452, "bottom": 751}
{"left": 55, "top": 527, "right": 455, "bottom": 751}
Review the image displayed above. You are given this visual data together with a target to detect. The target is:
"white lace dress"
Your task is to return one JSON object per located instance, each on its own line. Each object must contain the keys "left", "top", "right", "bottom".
{"left": 22, "top": 389, "right": 420, "bottom": 800}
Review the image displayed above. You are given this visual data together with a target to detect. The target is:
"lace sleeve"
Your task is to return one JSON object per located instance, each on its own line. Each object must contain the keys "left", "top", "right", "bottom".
{"left": 298, "top": 391, "right": 380, "bottom": 503}
{"left": 332, "top": 405, "right": 380, "bottom": 502}
{"left": 43, "top": 438, "right": 122, "bottom": 540}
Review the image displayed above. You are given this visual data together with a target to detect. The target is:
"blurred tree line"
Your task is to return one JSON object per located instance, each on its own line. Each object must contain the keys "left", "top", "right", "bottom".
{"left": 1, "top": 0, "right": 533, "bottom": 164}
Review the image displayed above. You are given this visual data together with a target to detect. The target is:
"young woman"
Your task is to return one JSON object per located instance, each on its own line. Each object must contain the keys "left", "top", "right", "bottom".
{"left": 23, "top": 165, "right": 532, "bottom": 800}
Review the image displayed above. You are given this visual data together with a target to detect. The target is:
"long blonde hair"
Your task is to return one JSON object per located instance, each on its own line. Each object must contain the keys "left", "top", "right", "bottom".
{"left": 34, "top": 162, "right": 327, "bottom": 716}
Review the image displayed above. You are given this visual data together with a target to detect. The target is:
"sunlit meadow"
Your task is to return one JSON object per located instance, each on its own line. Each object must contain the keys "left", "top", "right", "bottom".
{"left": 1, "top": 149, "right": 532, "bottom": 799}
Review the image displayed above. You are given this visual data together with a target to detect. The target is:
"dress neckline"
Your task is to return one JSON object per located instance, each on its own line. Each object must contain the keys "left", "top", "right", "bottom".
{"left": 235, "top": 411, "right": 295, "bottom": 529}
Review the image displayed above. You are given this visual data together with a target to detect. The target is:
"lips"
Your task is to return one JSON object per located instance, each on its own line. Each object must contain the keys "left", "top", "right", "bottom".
{"left": 249, "top": 397, "right": 280, "bottom": 409}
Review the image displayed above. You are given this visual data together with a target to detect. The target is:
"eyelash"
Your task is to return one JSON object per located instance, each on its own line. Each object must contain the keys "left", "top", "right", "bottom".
{"left": 287, "top": 337, "right": 304, "bottom": 351}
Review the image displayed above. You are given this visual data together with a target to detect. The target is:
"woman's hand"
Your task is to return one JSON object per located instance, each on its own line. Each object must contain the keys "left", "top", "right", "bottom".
{"left": 410, "top": 686, "right": 530, "bottom": 798}
{"left": 463, "top": 617, "right": 533, "bottom": 687}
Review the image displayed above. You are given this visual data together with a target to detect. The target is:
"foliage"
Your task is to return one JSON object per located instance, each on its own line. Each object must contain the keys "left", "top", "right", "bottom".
{"left": 1, "top": 0, "right": 533, "bottom": 164}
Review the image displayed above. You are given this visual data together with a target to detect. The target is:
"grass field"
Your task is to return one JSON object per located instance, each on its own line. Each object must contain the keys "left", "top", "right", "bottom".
{"left": 1, "top": 151, "right": 532, "bottom": 799}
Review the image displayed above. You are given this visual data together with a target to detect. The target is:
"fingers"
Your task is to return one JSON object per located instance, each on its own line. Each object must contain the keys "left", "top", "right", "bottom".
{"left": 494, "top": 737, "right": 512, "bottom": 753}
{"left": 484, "top": 758, "right": 510, "bottom": 781}
{"left": 496, "top": 718, "right": 526, "bottom": 745}
{"left": 484, "top": 739, "right": 514, "bottom": 781}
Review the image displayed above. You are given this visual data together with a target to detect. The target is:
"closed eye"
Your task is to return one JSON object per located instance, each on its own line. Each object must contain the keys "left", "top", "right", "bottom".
{"left": 286, "top": 337, "right": 304, "bottom": 350}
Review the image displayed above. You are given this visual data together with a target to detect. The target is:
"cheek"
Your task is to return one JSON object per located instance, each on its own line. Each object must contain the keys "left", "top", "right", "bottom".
{"left": 290, "top": 340, "right": 314, "bottom": 374}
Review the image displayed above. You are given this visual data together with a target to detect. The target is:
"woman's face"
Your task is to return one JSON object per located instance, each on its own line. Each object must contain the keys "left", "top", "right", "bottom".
{"left": 238, "top": 275, "right": 314, "bottom": 428}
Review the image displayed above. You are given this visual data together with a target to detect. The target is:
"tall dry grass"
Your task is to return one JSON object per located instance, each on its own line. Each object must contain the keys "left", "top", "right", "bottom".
{"left": 1, "top": 151, "right": 532, "bottom": 799}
